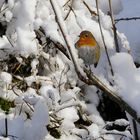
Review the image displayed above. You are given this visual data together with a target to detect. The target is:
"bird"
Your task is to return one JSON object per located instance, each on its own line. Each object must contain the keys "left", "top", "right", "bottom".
{"left": 75, "top": 30, "right": 100, "bottom": 67}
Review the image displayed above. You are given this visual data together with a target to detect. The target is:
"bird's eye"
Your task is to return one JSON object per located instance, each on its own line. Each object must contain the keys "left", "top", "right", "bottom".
{"left": 85, "top": 34, "right": 88, "bottom": 37}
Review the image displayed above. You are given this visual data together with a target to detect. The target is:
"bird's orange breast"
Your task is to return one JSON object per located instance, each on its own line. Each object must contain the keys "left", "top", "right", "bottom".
{"left": 77, "top": 37, "right": 97, "bottom": 48}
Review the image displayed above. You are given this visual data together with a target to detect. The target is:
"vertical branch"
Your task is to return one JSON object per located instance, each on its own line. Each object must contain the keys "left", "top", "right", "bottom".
{"left": 5, "top": 115, "right": 8, "bottom": 137}
{"left": 108, "top": 0, "right": 120, "bottom": 52}
{"left": 49, "top": 0, "right": 82, "bottom": 77}
{"left": 95, "top": 0, "right": 114, "bottom": 76}
{"left": 132, "top": 119, "right": 139, "bottom": 140}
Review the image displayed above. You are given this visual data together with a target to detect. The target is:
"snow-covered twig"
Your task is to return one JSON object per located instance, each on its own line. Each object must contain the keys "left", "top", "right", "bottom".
{"left": 58, "top": 64, "right": 69, "bottom": 94}
{"left": 108, "top": 0, "right": 119, "bottom": 52}
{"left": 101, "top": 130, "right": 132, "bottom": 139}
{"left": 95, "top": 0, "right": 114, "bottom": 76}
{"left": 54, "top": 102, "right": 80, "bottom": 113}
{"left": 50, "top": 0, "right": 79, "bottom": 73}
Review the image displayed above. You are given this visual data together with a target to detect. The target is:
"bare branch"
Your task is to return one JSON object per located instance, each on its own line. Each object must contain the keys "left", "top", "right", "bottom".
{"left": 108, "top": 0, "right": 120, "bottom": 52}
{"left": 64, "top": 6, "right": 72, "bottom": 20}
{"left": 6, "top": 36, "right": 14, "bottom": 48}
{"left": 95, "top": 0, "right": 114, "bottom": 76}
{"left": 63, "top": 0, "right": 71, "bottom": 7}
{"left": 50, "top": 0, "right": 82, "bottom": 77}
{"left": 5, "top": 116, "right": 8, "bottom": 137}
{"left": 83, "top": 1, "right": 97, "bottom": 16}
{"left": 132, "top": 119, "right": 139, "bottom": 140}
{"left": 115, "top": 17, "right": 140, "bottom": 23}
{"left": 52, "top": 41, "right": 70, "bottom": 60}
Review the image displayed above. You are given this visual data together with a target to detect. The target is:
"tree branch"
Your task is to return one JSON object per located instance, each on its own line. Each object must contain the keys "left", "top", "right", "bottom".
{"left": 115, "top": 17, "right": 140, "bottom": 23}
{"left": 108, "top": 0, "right": 120, "bottom": 52}
{"left": 95, "top": 0, "right": 114, "bottom": 76}
{"left": 83, "top": 1, "right": 97, "bottom": 16}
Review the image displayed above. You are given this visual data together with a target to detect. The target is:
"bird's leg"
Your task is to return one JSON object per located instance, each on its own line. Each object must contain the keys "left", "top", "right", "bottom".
{"left": 85, "top": 64, "right": 93, "bottom": 75}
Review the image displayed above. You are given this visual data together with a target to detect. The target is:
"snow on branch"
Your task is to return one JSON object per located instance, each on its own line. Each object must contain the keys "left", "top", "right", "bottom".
{"left": 50, "top": 0, "right": 81, "bottom": 74}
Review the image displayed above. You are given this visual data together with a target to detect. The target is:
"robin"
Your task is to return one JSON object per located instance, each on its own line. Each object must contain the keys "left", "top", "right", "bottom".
{"left": 75, "top": 30, "right": 100, "bottom": 67}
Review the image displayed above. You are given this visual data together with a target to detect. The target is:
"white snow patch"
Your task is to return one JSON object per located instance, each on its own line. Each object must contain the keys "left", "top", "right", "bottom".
{"left": 111, "top": 53, "right": 140, "bottom": 115}
{"left": 0, "top": 72, "right": 12, "bottom": 84}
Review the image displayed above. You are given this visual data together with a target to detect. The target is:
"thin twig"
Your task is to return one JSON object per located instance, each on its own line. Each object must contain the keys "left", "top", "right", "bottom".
{"left": 95, "top": 0, "right": 114, "bottom": 76}
{"left": 12, "top": 87, "right": 34, "bottom": 112}
{"left": 6, "top": 36, "right": 14, "bottom": 48}
{"left": 115, "top": 17, "right": 140, "bottom": 23}
{"left": 108, "top": 0, "right": 119, "bottom": 52}
{"left": 52, "top": 41, "right": 70, "bottom": 59}
{"left": 63, "top": 0, "right": 71, "bottom": 7}
{"left": 63, "top": 0, "right": 75, "bottom": 20}
{"left": 64, "top": 5, "right": 72, "bottom": 20}
{"left": 83, "top": 1, "right": 97, "bottom": 16}
{"left": 64, "top": 5, "right": 76, "bottom": 20}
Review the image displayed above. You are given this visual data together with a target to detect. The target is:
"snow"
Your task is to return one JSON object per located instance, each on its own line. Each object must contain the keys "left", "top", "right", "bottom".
{"left": 114, "top": 119, "right": 129, "bottom": 126}
{"left": 0, "top": 72, "right": 12, "bottom": 84}
{"left": 15, "top": 0, "right": 38, "bottom": 55}
{"left": 0, "top": 36, "right": 11, "bottom": 49}
{"left": 24, "top": 99, "right": 49, "bottom": 140}
{"left": 8, "top": 114, "right": 24, "bottom": 138}
{"left": 5, "top": 10, "right": 13, "bottom": 22}
{"left": 40, "top": 84, "right": 60, "bottom": 109}
{"left": 73, "top": 0, "right": 123, "bottom": 15}
{"left": 88, "top": 123, "right": 100, "bottom": 139}
{"left": 0, "top": 0, "right": 139, "bottom": 139}
{"left": 59, "top": 106, "right": 79, "bottom": 122}
{"left": 7, "top": 0, "right": 15, "bottom": 9}
{"left": 111, "top": 53, "right": 140, "bottom": 116}
{"left": 99, "top": 0, "right": 123, "bottom": 15}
